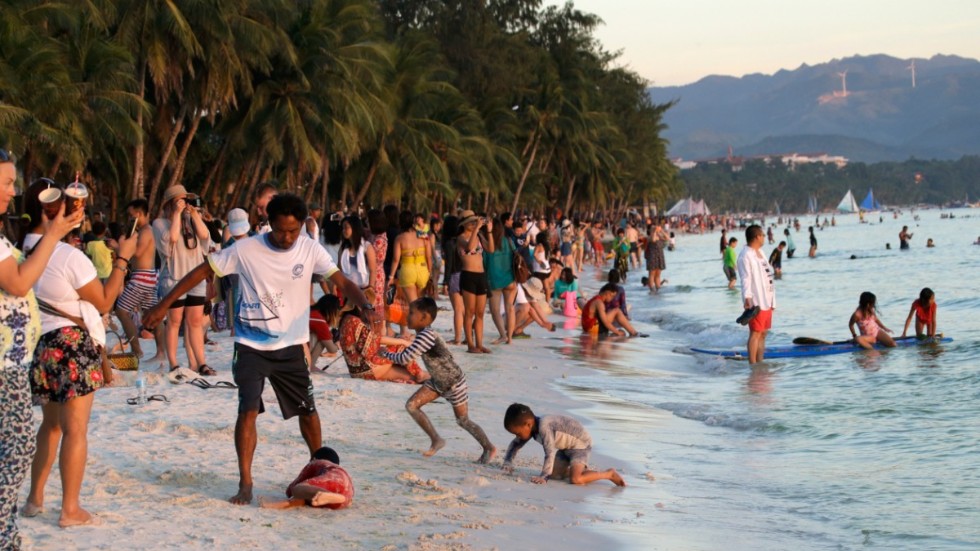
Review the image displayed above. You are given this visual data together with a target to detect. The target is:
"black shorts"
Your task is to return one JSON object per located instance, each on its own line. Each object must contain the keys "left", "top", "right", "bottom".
{"left": 723, "top": 266, "right": 737, "bottom": 282}
{"left": 459, "top": 270, "right": 489, "bottom": 296}
{"left": 170, "top": 294, "right": 207, "bottom": 309}
{"left": 233, "top": 343, "right": 315, "bottom": 419}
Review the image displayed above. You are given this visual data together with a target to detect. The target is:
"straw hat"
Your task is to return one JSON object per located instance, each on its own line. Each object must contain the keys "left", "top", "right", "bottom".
{"left": 161, "top": 184, "right": 188, "bottom": 205}
{"left": 522, "top": 277, "right": 546, "bottom": 303}
{"left": 458, "top": 209, "right": 479, "bottom": 227}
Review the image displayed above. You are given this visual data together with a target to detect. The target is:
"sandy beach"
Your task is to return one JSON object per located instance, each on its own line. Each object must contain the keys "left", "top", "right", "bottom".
{"left": 18, "top": 285, "right": 649, "bottom": 550}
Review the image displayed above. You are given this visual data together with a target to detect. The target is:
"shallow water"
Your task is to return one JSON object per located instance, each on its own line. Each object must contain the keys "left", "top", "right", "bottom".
{"left": 550, "top": 209, "right": 980, "bottom": 550}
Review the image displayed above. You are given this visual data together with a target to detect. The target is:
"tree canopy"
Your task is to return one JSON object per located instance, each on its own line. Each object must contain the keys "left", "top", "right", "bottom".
{"left": 0, "top": 0, "right": 678, "bottom": 217}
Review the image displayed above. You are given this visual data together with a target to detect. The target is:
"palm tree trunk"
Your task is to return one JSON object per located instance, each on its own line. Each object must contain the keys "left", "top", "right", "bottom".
{"left": 510, "top": 129, "right": 541, "bottom": 214}
{"left": 166, "top": 108, "right": 202, "bottom": 191}
{"left": 132, "top": 62, "right": 147, "bottom": 200}
{"left": 563, "top": 175, "right": 576, "bottom": 215}
{"left": 147, "top": 103, "right": 188, "bottom": 211}
{"left": 47, "top": 155, "right": 63, "bottom": 179}
{"left": 199, "top": 140, "right": 229, "bottom": 201}
{"left": 318, "top": 157, "right": 330, "bottom": 214}
{"left": 352, "top": 140, "right": 385, "bottom": 207}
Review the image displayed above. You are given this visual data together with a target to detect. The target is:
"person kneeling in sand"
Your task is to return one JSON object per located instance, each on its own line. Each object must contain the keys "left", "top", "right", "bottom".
{"left": 261, "top": 446, "right": 353, "bottom": 510}
{"left": 581, "top": 284, "right": 639, "bottom": 337}
{"left": 501, "top": 403, "right": 625, "bottom": 486}
{"left": 380, "top": 297, "right": 496, "bottom": 463}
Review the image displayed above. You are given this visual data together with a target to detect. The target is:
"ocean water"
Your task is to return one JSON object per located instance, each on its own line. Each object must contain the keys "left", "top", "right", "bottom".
{"left": 548, "top": 209, "right": 980, "bottom": 550}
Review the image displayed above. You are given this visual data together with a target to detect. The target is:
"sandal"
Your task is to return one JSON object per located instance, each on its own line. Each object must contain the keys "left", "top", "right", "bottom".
{"left": 197, "top": 364, "right": 217, "bottom": 376}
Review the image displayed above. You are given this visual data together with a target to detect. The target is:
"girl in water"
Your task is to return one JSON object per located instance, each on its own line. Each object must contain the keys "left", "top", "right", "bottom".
{"left": 848, "top": 292, "right": 897, "bottom": 350}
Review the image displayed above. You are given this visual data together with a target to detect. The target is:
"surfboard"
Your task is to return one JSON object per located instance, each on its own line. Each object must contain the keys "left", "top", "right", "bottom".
{"left": 691, "top": 335, "right": 952, "bottom": 359}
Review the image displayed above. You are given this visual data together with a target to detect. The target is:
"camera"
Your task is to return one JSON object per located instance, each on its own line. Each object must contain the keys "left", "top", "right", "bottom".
{"left": 187, "top": 195, "right": 202, "bottom": 209}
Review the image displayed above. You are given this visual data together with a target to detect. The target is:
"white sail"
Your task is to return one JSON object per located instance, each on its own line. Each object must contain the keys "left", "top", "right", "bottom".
{"left": 836, "top": 190, "right": 858, "bottom": 213}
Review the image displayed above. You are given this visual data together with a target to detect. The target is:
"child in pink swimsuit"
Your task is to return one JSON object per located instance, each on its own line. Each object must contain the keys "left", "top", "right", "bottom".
{"left": 849, "top": 292, "right": 897, "bottom": 350}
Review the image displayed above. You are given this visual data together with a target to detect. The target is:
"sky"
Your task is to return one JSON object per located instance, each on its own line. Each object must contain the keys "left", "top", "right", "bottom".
{"left": 542, "top": 0, "right": 980, "bottom": 87}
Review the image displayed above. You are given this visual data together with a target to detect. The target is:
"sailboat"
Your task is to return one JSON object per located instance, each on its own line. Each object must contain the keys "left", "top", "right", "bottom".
{"left": 836, "top": 190, "right": 859, "bottom": 213}
{"left": 807, "top": 194, "right": 818, "bottom": 214}
{"left": 860, "top": 188, "right": 882, "bottom": 211}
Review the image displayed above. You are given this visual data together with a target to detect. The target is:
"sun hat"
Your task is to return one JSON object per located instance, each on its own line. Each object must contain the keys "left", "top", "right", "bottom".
{"left": 522, "top": 277, "right": 546, "bottom": 303}
{"left": 161, "top": 184, "right": 188, "bottom": 205}
{"left": 458, "top": 209, "right": 479, "bottom": 227}
{"left": 227, "top": 208, "right": 250, "bottom": 236}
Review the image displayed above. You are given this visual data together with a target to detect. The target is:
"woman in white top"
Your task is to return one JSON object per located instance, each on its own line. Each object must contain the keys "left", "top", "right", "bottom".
{"left": 338, "top": 215, "right": 376, "bottom": 295}
{"left": 152, "top": 185, "right": 214, "bottom": 375}
{"left": 0, "top": 159, "right": 82, "bottom": 546}
{"left": 17, "top": 180, "right": 135, "bottom": 528}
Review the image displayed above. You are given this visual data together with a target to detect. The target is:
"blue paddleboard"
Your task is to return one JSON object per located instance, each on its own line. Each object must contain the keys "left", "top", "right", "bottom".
{"left": 691, "top": 335, "right": 952, "bottom": 359}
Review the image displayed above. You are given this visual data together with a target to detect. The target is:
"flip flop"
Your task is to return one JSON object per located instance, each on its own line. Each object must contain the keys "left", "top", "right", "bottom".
{"left": 197, "top": 364, "right": 217, "bottom": 376}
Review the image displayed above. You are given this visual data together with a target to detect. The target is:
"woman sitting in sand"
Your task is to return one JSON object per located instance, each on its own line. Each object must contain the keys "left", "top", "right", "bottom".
{"left": 318, "top": 295, "right": 426, "bottom": 383}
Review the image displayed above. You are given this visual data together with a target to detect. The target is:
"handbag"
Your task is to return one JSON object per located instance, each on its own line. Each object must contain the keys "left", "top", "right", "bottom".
{"left": 512, "top": 251, "right": 531, "bottom": 284}
{"left": 105, "top": 330, "right": 140, "bottom": 371}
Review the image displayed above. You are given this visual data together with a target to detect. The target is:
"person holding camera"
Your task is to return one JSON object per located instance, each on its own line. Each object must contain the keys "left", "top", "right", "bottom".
{"left": 152, "top": 185, "right": 214, "bottom": 376}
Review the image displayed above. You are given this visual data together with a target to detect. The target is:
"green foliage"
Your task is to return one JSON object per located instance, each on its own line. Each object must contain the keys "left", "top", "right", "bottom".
{"left": 0, "top": 0, "right": 674, "bottom": 216}
{"left": 678, "top": 156, "right": 980, "bottom": 213}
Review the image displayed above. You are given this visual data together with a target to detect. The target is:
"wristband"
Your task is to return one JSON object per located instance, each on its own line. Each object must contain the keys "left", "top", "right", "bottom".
{"left": 117, "top": 257, "right": 131, "bottom": 264}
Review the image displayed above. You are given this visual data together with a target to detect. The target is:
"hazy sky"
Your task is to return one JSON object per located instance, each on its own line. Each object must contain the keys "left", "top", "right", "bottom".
{"left": 542, "top": 0, "right": 980, "bottom": 86}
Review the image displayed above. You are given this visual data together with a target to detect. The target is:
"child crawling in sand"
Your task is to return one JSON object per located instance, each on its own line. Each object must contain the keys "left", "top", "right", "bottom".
{"left": 501, "top": 403, "right": 625, "bottom": 487}
{"left": 380, "top": 297, "right": 496, "bottom": 463}
{"left": 261, "top": 447, "right": 353, "bottom": 509}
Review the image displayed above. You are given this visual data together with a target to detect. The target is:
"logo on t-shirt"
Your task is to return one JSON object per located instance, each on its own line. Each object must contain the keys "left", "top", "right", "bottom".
{"left": 292, "top": 264, "right": 304, "bottom": 279}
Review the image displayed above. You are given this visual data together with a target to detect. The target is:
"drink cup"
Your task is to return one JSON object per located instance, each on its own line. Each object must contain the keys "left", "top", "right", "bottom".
{"left": 39, "top": 188, "right": 63, "bottom": 220}
{"left": 64, "top": 182, "right": 89, "bottom": 226}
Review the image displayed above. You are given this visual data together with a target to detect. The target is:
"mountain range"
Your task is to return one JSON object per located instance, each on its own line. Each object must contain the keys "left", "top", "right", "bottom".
{"left": 648, "top": 54, "right": 980, "bottom": 163}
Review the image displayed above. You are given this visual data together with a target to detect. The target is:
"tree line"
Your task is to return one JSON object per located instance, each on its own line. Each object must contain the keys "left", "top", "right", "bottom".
{"left": 0, "top": 0, "right": 679, "bottom": 218}
{"left": 677, "top": 156, "right": 980, "bottom": 214}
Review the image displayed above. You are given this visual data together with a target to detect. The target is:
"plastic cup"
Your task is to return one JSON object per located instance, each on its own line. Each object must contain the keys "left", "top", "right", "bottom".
{"left": 64, "top": 182, "right": 88, "bottom": 227}
{"left": 39, "top": 188, "right": 63, "bottom": 220}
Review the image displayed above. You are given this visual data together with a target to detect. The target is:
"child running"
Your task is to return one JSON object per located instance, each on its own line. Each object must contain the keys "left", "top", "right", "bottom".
{"left": 849, "top": 292, "right": 897, "bottom": 350}
{"left": 260, "top": 446, "right": 353, "bottom": 510}
{"left": 901, "top": 287, "right": 937, "bottom": 338}
{"left": 381, "top": 297, "right": 496, "bottom": 463}
{"left": 501, "top": 403, "right": 625, "bottom": 486}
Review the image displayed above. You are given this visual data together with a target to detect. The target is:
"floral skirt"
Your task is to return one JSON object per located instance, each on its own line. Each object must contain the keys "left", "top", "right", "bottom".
{"left": 30, "top": 327, "right": 104, "bottom": 404}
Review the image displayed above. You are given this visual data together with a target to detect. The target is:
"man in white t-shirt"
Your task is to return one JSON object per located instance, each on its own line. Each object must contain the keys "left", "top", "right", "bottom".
{"left": 143, "top": 194, "right": 380, "bottom": 506}
{"left": 736, "top": 224, "right": 776, "bottom": 364}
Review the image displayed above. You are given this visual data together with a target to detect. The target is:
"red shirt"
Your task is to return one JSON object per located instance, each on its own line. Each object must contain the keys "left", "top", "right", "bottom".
{"left": 309, "top": 310, "right": 333, "bottom": 342}
{"left": 913, "top": 299, "right": 936, "bottom": 324}
{"left": 286, "top": 459, "right": 354, "bottom": 509}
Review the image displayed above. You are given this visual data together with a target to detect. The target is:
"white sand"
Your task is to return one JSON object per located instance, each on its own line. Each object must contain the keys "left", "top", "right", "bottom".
{"left": 18, "top": 298, "right": 640, "bottom": 550}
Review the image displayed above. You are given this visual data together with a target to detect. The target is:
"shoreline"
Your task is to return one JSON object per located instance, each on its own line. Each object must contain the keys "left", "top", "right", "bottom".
{"left": 19, "top": 286, "right": 649, "bottom": 550}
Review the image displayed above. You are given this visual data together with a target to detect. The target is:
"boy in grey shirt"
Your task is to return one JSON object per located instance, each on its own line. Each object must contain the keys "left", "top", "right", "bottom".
{"left": 502, "top": 403, "right": 625, "bottom": 486}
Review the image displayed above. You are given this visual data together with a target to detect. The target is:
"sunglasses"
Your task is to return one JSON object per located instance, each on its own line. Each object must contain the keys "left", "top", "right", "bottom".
{"left": 0, "top": 149, "right": 11, "bottom": 163}
{"left": 126, "top": 394, "right": 170, "bottom": 405}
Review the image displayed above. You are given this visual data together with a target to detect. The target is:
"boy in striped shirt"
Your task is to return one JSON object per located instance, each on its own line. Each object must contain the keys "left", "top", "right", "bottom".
{"left": 381, "top": 297, "right": 496, "bottom": 463}
{"left": 502, "top": 403, "right": 626, "bottom": 486}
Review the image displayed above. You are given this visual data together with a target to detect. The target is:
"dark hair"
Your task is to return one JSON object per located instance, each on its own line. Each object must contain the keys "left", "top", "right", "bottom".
{"left": 745, "top": 224, "right": 763, "bottom": 243}
{"left": 340, "top": 215, "right": 365, "bottom": 253}
{"left": 504, "top": 403, "right": 535, "bottom": 429}
{"left": 313, "top": 446, "right": 340, "bottom": 464}
{"left": 411, "top": 296, "right": 438, "bottom": 321}
{"left": 778, "top": 241, "right": 786, "bottom": 247}
{"left": 266, "top": 193, "right": 308, "bottom": 224}
{"left": 919, "top": 288, "right": 934, "bottom": 302}
{"left": 535, "top": 230, "right": 550, "bottom": 257}
{"left": 367, "top": 209, "right": 387, "bottom": 236}
{"left": 322, "top": 219, "right": 342, "bottom": 245}
{"left": 312, "top": 294, "right": 342, "bottom": 324}
{"left": 383, "top": 204, "right": 399, "bottom": 228}
{"left": 491, "top": 216, "right": 506, "bottom": 249}
{"left": 442, "top": 215, "right": 459, "bottom": 243}
{"left": 92, "top": 220, "right": 107, "bottom": 236}
{"left": 728, "top": 237, "right": 737, "bottom": 245}
{"left": 17, "top": 178, "right": 60, "bottom": 250}
{"left": 253, "top": 181, "right": 277, "bottom": 201}
{"left": 127, "top": 198, "right": 149, "bottom": 215}
{"left": 500, "top": 212, "right": 512, "bottom": 224}
{"left": 560, "top": 267, "right": 575, "bottom": 284}
{"left": 600, "top": 282, "right": 619, "bottom": 294}
{"left": 858, "top": 291, "right": 877, "bottom": 316}
{"left": 399, "top": 210, "right": 414, "bottom": 232}
{"left": 607, "top": 269, "right": 621, "bottom": 284}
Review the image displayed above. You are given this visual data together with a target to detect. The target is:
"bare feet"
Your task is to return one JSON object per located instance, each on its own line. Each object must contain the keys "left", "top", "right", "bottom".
{"left": 466, "top": 348, "right": 480, "bottom": 354}
{"left": 477, "top": 446, "right": 497, "bottom": 464}
{"left": 608, "top": 469, "right": 626, "bottom": 487}
{"left": 491, "top": 337, "right": 507, "bottom": 345}
{"left": 59, "top": 508, "right": 102, "bottom": 528}
{"left": 21, "top": 502, "right": 44, "bottom": 518}
{"left": 422, "top": 438, "right": 446, "bottom": 457}
{"left": 229, "top": 484, "right": 254, "bottom": 505}
{"left": 479, "top": 346, "right": 492, "bottom": 354}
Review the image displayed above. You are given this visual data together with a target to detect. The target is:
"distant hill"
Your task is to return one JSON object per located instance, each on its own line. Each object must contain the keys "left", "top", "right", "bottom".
{"left": 649, "top": 54, "right": 980, "bottom": 163}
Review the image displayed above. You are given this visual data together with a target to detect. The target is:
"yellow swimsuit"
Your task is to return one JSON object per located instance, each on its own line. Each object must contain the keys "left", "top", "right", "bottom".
{"left": 397, "top": 246, "right": 430, "bottom": 288}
